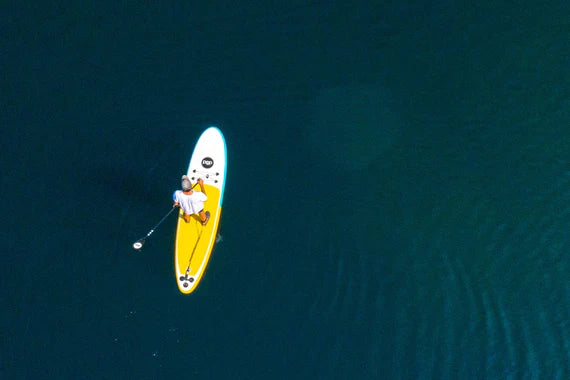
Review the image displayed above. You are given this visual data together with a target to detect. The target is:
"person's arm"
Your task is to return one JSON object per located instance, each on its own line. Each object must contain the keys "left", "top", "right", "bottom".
{"left": 198, "top": 178, "right": 206, "bottom": 195}
{"left": 173, "top": 190, "right": 180, "bottom": 207}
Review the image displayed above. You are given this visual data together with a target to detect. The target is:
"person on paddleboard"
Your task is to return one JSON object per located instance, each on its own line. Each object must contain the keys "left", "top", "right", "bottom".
{"left": 173, "top": 175, "right": 210, "bottom": 225}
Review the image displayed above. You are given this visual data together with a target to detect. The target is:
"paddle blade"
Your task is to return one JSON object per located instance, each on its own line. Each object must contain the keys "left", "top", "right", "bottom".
{"left": 132, "top": 240, "right": 144, "bottom": 250}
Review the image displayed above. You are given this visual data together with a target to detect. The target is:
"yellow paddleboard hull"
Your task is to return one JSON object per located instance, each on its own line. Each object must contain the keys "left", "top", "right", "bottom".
{"left": 174, "top": 186, "right": 221, "bottom": 294}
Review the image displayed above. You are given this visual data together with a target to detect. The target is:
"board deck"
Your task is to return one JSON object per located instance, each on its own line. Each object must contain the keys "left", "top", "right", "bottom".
{"left": 174, "top": 127, "right": 226, "bottom": 294}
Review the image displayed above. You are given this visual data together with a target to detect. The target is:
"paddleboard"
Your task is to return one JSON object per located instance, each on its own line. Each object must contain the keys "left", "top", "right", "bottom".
{"left": 174, "top": 126, "right": 227, "bottom": 294}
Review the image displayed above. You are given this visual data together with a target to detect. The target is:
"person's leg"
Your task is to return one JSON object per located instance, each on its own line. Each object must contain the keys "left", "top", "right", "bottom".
{"left": 198, "top": 210, "right": 207, "bottom": 223}
{"left": 198, "top": 210, "right": 210, "bottom": 226}
{"left": 184, "top": 213, "right": 191, "bottom": 223}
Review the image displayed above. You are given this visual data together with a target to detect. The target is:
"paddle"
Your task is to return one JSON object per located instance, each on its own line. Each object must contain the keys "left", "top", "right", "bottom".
{"left": 132, "top": 207, "right": 176, "bottom": 250}
{"left": 132, "top": 181, "right": 199, "bottom": 250}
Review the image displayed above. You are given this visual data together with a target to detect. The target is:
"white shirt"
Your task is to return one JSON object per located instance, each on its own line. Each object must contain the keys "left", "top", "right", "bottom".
{"left": 173, "top": 190, "right": 207, "bottom": 215}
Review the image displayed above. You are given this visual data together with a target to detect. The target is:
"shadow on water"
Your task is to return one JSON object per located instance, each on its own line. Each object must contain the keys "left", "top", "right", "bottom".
{"left": 90, "top": 163, "right": 166, "bottom": 204}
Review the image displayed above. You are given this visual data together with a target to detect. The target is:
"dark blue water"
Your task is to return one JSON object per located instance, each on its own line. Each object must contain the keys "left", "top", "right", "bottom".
{"left": 3, "top": 2, "right": 569, "bottom": 378}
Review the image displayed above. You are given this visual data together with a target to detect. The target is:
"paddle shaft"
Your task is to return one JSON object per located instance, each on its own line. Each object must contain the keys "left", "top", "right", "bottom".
{"left": 148, "top": 207, "right": 176, "bottom": 237}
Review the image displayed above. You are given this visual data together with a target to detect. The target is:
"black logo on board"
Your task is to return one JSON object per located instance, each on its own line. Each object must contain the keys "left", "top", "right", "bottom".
{"left": 201, "top": 157, "right": 214, "bottom": 168}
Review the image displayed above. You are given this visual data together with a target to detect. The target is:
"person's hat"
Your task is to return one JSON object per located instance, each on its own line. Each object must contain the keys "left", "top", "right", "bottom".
{"left": 181, "top": 175, "right": 192, "bottom": 191}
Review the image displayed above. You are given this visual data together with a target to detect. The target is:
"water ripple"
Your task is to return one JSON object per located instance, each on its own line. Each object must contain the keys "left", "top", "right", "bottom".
{"left": 301, "top": 150, "right": 569, "bottom": 378}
